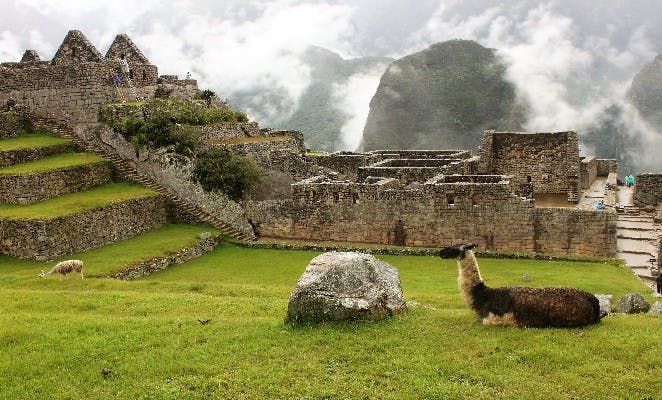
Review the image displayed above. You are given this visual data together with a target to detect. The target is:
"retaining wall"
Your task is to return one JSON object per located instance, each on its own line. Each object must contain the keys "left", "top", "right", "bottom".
{"left": 0, "top": 161, "right": 112, "bottom": 204}
{"left": 0, "top": 195, "right": 167, "bottom": 260}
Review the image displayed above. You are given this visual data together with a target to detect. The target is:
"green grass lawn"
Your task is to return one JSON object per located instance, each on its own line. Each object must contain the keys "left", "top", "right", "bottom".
{"left": 0, "top": 132, "right": 70, "bottom": 151}
{"left": 0, "top": 182, "right": 159, "bottom": 220}
{"left": 0, "top": 152, "right": 106, "bottom": 175}
{"left": 0, "top": 244, "right": 659, "bottom": 399}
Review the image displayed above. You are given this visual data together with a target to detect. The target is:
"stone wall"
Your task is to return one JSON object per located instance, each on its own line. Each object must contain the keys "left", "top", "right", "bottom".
{"left": 596, "top": 159, "right": 617, "bottom": 177}
{"left": 357, "top": 158, "right": 477, "bottom": 184}
{"left": 633, "top": 173, "right": 662, "bottom": 208}
{"left": 307, "top": 152, "right": 375, "bottom": 181}
{"left": 247, "top": 179, "right": 538, "bottom": 251}
{"left": 533, "top": 208, "right": 617, "bottom": 257}
{"left": 0, "top": 109, "right": 33, "bottom": 137}
{"left": 114, "top": 235, "right": 222, "bottom": 280}
{"left": 478, "top": 131, "right": 581, "bottom": 202}
{"left": 247, "top": 175, "right": 618, "bottom": 257}
{"left": 199, "top": 122, "right": 262, "bottom": 141}
{"left": 227, "top": 136, "right": 312, "bottom": 180}
{"left": 580, "top": 156, "right": 597, "bottom": 189}
{"left": 0, "top": 161, "right": 112, "bottom": 204}
{"left": 0, "top": 142, "right": 77, "bottom": 167}
{"left": 0, "top": 195, "right": 166, "bottom": 260}
{"left": 154, "top": 76, "right": 198, "bottom": 100}
{"left": 0, "top": 60, "right": 158, "bottom": 124}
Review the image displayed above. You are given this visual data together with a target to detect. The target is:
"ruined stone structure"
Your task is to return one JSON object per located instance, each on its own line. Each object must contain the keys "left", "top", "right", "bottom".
{"left": 633, "top": 173, "right": 662, "bottom": 209}
{"left": 0, "top": 30, "right": 195, "bottom": 125}
{"left": 0, "top": 30, "right": 625, "bottom": 261}
{"left": 246, "top": 131, "right": 619, "bottom": 258}
{"left": 479, "top": 131, "right": 581, "bottom": 202}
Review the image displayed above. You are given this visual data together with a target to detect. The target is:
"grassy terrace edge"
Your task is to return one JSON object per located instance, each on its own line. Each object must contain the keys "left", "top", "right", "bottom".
{"left": 0, "top": 182, "right": 160, "bottom": 220}
{"left": 0, "top": 152, "right": 107, "bottom": 175}
{"left": 0, "top": 133, "right": 70, "bottom": 151}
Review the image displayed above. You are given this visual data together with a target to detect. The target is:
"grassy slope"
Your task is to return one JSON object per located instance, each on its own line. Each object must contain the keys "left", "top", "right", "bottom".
{"left": 0, "top": 182, "right": 158, "bottom": 220}
{"left": 0, "top": 244, "right": 659, "bottom": 399}
{"left": 0, "top": 133, "right": 70, "bottom": 151}
{"left": 0, "top": 152, "right": 106, "bottom": 175}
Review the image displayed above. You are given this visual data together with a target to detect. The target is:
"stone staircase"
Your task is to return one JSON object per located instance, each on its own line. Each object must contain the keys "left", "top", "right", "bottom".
{"left": 33, "top": 117, "right": 255, "bottom": 241}
{"left": 616, "top": 198, "right": 660, "bottom": 289}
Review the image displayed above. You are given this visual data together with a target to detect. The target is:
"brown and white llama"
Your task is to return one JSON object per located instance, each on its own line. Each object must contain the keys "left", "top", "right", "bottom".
{"left": 439, "top": 243, "right": 601, "bottom": 328}
{"left": 38, "top": 260, "right": 84, "bottom": 279}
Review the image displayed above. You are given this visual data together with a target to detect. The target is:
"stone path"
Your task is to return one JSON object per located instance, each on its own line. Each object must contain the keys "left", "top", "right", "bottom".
{"left": 616, "top": 185, "right": 660, "bottom": 292}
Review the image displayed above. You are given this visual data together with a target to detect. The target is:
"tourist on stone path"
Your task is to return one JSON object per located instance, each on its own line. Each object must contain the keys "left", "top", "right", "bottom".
{"left": 596, "top": 199, "right": 605, "bottom": 210}
{"left": 656, "top": 273, "right": 662, "bottom": 295}
{"left": 626, "top": 174, "right": 635, "bottom": 187}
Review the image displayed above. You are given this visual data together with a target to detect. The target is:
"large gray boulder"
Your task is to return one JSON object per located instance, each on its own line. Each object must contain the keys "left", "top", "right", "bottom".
{"left": 595, "top": 294, "right": 614, "bottom": 317}
{"left": 649, "top": 302, "right": 662, "bottom": 316}
{"left": 613, "top": 293, "right": 650, "bottom": 314}
{"left": 286, "top": 252, "right": 407, "bottom": 325}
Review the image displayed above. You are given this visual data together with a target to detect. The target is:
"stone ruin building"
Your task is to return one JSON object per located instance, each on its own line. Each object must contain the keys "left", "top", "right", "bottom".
{"left": 0, "top": 30, "right": 196, "bottom": 126}
{"left": 1, "top": 30, "right": 661, "bottom": 287}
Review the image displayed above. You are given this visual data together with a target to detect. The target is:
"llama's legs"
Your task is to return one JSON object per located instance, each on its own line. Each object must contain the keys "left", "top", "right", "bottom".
{"left": 482, "top": 312, "right": 518, "bottom": 327}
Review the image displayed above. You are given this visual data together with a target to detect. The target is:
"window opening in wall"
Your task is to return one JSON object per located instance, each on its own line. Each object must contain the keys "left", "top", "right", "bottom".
{"left": 472, "top": 193, "right": 480, "bottom": 206}
{"left": 333, "top": 193, "right": 339, "bottom": 204}
{"left": 71, "top": 48, "right": 76, "bottom": 57}
{"left": 527, "top": 176, "right": 532, "bottom": 183}
{"left": 447, "top": 194, "right": 455, "bottom": 206}
{"left": 142, "top": 69, "right": 146, "bottom": 80}
{"left": 352, "top": 193, "right": 359, "bottom": 204}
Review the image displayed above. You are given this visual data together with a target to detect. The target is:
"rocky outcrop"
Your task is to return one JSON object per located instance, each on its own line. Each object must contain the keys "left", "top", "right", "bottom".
{"left": 286, "top": 251, "right": 407, "bottom": 325}
{"left": 628, "top": 54, "right": 662, "bottom": 130}
{"left": 613, "top": 293, "right": 650, "bottom": 314}
{"left": 595, "top": 294, "right": 614, "bottom": 317}
{"left": 362, "top": 39, "right": 526, "bottom": 151}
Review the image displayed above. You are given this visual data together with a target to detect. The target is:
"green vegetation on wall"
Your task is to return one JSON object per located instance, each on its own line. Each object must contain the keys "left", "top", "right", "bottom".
{"left": 192, "top": 147, "right": 263, "bottom": 201}
{"left": 100, "top": 98, "right": 249, "bottom": 155}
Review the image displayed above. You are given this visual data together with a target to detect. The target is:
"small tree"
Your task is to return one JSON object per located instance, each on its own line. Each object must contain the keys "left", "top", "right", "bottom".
{"left": 192, "top": 147, "right": 262, "bottom": 201}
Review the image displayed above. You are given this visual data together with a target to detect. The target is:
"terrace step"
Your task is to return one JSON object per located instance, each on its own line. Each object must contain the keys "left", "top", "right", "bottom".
{"left": 0, "top": 183, "right": 168, "bottom": 261}
{"left": 0, "top": 134, "right": 76, "bottom": 167}
{"left": 31, "top": 117, "right": 256, "bottom": 242}
{"left": 0, "top": 152, "right": 112, "bottom": 204}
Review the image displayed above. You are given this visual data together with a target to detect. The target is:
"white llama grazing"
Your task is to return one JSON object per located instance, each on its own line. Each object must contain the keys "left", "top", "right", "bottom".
{"left": 38, "top": 260, "right": 84, "bottom": 279}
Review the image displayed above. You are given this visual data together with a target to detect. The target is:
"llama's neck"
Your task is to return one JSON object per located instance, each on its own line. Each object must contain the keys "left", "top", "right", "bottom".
{"left": 457, "top": 250, "right": 483, "bottom": 306}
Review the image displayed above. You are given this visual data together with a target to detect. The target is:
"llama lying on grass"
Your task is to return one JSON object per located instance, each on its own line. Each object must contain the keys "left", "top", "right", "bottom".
{"left": 38, "top": 260, "right": 84, "bottom": 279}
{"left": 439, "top": 243, "right": 601, "bottom": 328}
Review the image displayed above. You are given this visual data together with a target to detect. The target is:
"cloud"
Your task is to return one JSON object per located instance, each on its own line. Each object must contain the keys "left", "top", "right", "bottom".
{"left": 332, "top": 64, "right": 389, "bottom": 151}
{"left": 1, "top": 0, "right": 357, "bottom": 124}
{"left": 409, "top": 1, "right": 660, "bottom": 170}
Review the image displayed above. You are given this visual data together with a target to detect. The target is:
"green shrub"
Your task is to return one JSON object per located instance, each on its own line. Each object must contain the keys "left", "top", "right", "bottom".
{"left": 192, "top": 147, "right": 262, "bottom": 200}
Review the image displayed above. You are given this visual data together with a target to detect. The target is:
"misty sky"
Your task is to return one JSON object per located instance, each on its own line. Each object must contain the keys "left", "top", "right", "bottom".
{"left": 1, "top": 0, "right": 661, "bottom": 160}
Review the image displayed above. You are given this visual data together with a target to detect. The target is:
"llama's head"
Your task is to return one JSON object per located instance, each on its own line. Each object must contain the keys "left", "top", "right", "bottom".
{"left": 439, "top": 243, "right": 479, "bottom": 259}
{"left": 38, "top": 270, "right": 46, "bottom": 278}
